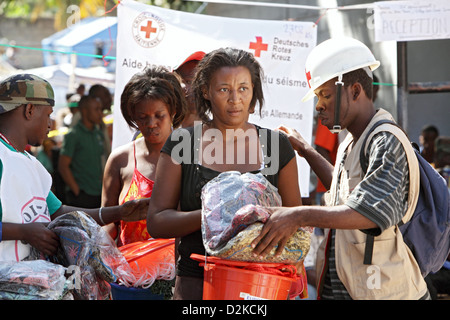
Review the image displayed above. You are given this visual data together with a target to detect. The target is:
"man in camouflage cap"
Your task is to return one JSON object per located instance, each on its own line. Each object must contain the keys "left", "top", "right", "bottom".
{"left": 0, "top": 73, "right": 55, "bottom": 151}
{"left": 0, "top": 73, "right": 55, "bottom": 114}
{"left": 0, "top": 73, "right": 150, "bottom": 263}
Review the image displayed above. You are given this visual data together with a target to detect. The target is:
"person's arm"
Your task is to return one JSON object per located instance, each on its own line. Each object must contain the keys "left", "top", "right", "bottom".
{"left": 278, "top": 125, "right": 334, "bottom": 190}
{"left": 316, "top": 145, "right": 333, "bottom": 164}
{"left": 58, "top": 154, "right": 79, "bottom": 196}
{"left": 276, "top": 157, "right": 302, "bottom": 207}
{"left": 251, "top": 204, "right": 377, "bottom": 257}
{"left": 1, "top": 190, "right": 149, "bottom": 257}
{"left": 58, "top": 132, "right": 81, "bottom": 196}
{"left": 252, "top": 132, "right": 408, "bottom": 258}
{"left": 52, "top": 197, "right": 150, "bottom": 225}
{"left": 1, "top": 222, "right": 60, "bottom": 256}
{"left": 147, "top": 152, "right": 201, "bottom": 238}
{"left": 100, "top": 149, "right": 125, "bottom": 240}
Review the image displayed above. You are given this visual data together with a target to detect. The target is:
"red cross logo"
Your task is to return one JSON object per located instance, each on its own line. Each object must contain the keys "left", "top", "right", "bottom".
{"left": 306, "top": 70, "right": 312, "bottom": 88}
{"left": 140, "top": 20, "right": 157, "bottom": 39}
{"left": 249, "top": 36, "right": 268, "bottom": 58}
{"left": 133, "top": 13, "right": 165, "bottom": 48}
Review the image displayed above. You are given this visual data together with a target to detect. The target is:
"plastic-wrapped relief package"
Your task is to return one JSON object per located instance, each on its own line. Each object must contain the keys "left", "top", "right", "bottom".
{"left": 29, "top": 211, "right": 132, "bottom": 300}
{"left": 201, "top": 171, "right": 311, "bottom": 264}
{"left": 0, "top": 260, "right": 67, "bottom": 300}
{"left": 45, "top": 211, "right": 131, "bottom": 282}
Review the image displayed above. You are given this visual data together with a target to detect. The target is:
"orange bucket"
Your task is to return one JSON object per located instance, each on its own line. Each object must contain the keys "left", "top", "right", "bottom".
{"left": 116, "top": 239, "right": 175, "bottom": 289}
{"left": 191, "top": 254, "right": 300, "bottom": 300}
{"left": 119, "top": 239, "right": 175, "bottom": 276}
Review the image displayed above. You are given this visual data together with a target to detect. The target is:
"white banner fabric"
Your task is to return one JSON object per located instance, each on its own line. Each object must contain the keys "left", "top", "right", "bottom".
{"left": 114, "top": 0, "right": 317, "bottom": 197}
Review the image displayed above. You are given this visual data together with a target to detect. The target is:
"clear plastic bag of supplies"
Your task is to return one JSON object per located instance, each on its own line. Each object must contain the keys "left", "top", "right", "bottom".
{"left": 30, "top": 211, "right": 133, "bottom": 300}
{"left": 201, "top": 171, "right": 312, "bottom": 263}
{"left": 0, "top": 260, "right": 67, "bottom": 300}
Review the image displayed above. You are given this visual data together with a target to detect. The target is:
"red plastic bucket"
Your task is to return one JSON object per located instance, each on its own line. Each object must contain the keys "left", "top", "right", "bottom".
{"left": 191, "top": 254, "right": 299, "bottom": 300}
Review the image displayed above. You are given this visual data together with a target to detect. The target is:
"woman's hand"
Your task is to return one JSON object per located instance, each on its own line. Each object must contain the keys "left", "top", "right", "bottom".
{"left": 120, "top": 198, "right": 151, "bottom": 222}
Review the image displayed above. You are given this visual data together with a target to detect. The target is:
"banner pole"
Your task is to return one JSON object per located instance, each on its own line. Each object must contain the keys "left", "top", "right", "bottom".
{"left": 184, "top": 0, "right": 374, "bottom": 11}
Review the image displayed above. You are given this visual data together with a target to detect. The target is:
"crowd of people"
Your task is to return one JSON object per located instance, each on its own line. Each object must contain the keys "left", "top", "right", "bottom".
{"left": 0, "top": 36, "right": 449, "bottom": 300}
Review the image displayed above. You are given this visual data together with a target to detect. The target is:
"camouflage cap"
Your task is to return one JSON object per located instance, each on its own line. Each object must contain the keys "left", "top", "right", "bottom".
{"left": 0, "top": 73, "right": 55, "bottom": 114}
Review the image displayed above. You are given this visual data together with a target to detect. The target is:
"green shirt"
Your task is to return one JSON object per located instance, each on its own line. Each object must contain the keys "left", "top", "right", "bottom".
{"left": 60, "top": 121, "right": 104, "bottom": 196}
{"left": 0, "top": 139, "right": 62, "bottom": 221}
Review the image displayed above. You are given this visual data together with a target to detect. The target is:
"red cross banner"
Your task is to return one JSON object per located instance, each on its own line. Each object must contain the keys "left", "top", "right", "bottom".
{"left": 114, "top": 0, "right": 317, "bottom": 196}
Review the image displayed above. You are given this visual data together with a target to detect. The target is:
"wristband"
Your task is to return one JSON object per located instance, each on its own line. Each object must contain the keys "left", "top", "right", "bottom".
{"left": 98, "top": 207, "right": 106, "bottom": 226}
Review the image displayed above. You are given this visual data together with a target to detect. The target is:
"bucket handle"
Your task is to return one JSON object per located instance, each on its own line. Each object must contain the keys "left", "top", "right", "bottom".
{"left": 203, "top": 255, "right": 216, "bottom": 271}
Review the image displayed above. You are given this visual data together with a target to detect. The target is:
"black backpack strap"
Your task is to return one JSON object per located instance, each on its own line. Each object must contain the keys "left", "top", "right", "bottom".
{"left": 359, "top": 119, "right": 398, "bottom": 174}
{"left": 360, "top": 119, "right": 400, "bottom": 265}
{"left": 363, "top": 234, "right": 375, "bottom": 265}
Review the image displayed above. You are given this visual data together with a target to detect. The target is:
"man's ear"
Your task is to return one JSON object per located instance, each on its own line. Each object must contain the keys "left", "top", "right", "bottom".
{"left": 23, "top": 103, "right": 35, "bottom": 120}
{"left": 351, "top": 83, "right": 362, "bottom": 101}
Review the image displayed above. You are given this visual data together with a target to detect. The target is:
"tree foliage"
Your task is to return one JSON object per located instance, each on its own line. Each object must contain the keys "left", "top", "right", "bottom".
{"left": 0, "top": 0, "right": 202, "bottom": 30}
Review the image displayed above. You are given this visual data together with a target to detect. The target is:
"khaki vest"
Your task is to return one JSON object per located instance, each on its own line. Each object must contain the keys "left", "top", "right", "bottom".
{"left": 316, "top": 109, "right": 428, "bottom": 300}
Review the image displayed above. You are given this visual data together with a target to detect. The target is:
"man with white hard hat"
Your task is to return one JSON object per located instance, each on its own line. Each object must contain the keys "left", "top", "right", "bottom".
{"left": 251, "top": 37, "right": 429, "bottom": 300}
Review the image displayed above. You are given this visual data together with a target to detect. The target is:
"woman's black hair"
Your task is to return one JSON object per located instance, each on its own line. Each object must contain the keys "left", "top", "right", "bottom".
{"left": 120, "top": 66, "right": 188, "bottom": 129}
{"left": 191, "top": 47, "right": 265, "bottom": 122}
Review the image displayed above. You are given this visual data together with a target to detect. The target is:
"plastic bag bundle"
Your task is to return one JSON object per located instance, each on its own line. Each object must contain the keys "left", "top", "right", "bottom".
{"left": 0, "top": 260, "right": 67, "bottom": 300}
{"left": 117, "top": 238, "right": 176, "bottom": 289}
{"left": 30, "top": 211, "right": 132, "bottom": 300}
{"left": 201, "top": 171, "right": 312, "bottom": 263}
{"left": 75, "top": 264, "right": 111, "bottom": 300}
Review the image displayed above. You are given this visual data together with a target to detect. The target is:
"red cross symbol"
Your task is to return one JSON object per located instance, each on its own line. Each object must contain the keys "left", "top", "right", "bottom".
{"left": 249, "top": 36, "right": 268, "bottom": 57}
{"left": 306, "top": 70, "right": 312, "bottom": 88}
{"left": 140, "top": 20, "right": 157, "bottom": 39}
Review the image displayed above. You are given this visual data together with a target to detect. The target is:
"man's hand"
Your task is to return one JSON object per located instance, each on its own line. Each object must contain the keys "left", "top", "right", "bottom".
{"left": 278, "top": 125, "right": 334, "bottom": 190}
{"left": 277, "top": 125, "right": 311, "bottom": 157}
{"left": 251, "top": 206, "right": 301, "bottom": 258}
{"left": 120, "top": 198, "right": 151, "bottom": 222}
{"left": 22, "top": 223, "right": 59, "bottom": 256}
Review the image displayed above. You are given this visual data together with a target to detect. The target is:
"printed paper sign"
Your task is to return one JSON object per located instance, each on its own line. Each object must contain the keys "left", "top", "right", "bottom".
{"left": 374, "top": 0, "right": 450, "bottom": 42}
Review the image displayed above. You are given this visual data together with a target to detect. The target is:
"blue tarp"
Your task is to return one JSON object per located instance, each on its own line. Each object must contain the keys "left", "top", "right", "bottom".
{"left": 41, "top": 17, "right": 117, "bottom": 72}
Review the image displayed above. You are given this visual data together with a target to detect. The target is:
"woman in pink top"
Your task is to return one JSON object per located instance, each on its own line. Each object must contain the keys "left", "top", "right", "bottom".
{"left": 101, "top": 67, "right": 187, "bottom": 246}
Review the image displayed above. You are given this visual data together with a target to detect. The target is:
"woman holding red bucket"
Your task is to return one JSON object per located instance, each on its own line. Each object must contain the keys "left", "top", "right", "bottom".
{"left": 147, "top": 47, "right": 305, "bottom": 300}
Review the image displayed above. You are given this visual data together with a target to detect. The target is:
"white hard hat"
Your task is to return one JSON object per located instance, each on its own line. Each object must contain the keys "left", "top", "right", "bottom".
{"left": 302, "top": 37, "right": 380, "bottom": 102}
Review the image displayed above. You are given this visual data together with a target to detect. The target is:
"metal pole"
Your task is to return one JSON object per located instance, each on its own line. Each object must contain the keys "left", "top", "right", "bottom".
{"left": 397, "top": 41, "right": 408, "bottom": 131}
